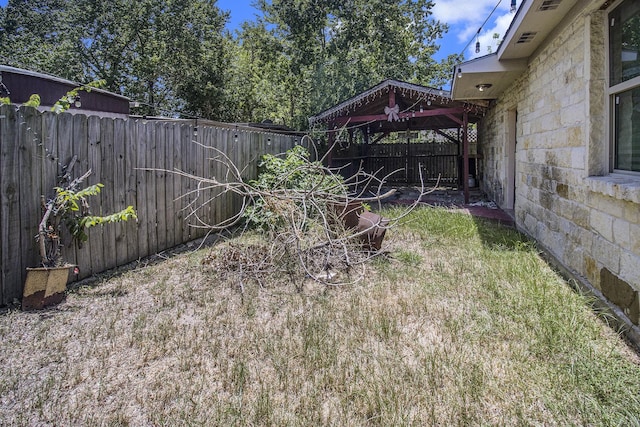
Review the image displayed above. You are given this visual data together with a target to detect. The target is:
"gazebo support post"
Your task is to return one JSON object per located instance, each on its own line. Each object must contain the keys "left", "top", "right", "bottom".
{"left": 463, "top": 110, "right": 470, "bottom": 204}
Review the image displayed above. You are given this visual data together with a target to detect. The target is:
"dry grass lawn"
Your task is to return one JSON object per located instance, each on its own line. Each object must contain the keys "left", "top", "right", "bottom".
{"left": 1, "top": 206, "right": 639, "bottom": 426}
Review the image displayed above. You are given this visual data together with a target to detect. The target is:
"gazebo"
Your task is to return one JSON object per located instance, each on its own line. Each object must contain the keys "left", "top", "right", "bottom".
{"left": 308, "top": 79, "right": 486, "bottom": 203}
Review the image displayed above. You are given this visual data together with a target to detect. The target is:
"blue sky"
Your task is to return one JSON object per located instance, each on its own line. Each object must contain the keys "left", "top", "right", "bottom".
{"left": 0, "top": 0, "right": 517, "bottom": 61}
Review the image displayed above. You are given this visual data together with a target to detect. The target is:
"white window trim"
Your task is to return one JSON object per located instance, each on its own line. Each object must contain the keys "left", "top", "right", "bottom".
{"left": 606, "top": 0, "right": 640, "bottom": 175}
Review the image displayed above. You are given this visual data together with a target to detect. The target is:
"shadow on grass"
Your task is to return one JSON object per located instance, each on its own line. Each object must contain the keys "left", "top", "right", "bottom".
{"left": 469, "top": 215, "right": 532, "bottom": 252}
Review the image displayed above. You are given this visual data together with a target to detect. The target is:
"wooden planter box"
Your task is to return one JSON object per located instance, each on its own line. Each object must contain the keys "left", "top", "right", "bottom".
{"left": 22, "top": 266, "right": 72, "bottom": 310}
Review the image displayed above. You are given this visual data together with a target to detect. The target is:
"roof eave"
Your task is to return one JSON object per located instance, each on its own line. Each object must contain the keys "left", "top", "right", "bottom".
{"left": 451, "top": 0, "right": 584, "bottom": 101}
{"left": 452, "top": 55, "right": 528, "bottom": 100}
{"left": 309, "top": 79, "right": 450, "bottom": 126}
{"left": 0, "top": 65, "right": 130, "bottom": 102}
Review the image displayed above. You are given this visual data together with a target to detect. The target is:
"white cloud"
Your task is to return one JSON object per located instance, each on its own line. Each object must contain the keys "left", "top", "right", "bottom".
{"left": 432, "top": 0, "right": 502, "bottom": 25}
{"left": 432, "top": 0, "right": 519, "bottom": 58}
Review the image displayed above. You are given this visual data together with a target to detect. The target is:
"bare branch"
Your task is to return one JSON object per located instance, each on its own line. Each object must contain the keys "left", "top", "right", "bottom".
{"left": 148, "top": 135, "right": 436, "bottom": 289}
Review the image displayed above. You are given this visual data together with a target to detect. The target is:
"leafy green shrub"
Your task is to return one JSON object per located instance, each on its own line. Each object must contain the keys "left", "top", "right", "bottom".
{"left": 243, "top": 145, "right": 346, "bottom": 231}
{"left": 39, "top": 174, "right": 137, "bottom": 267}
{"left": 55, "top": 182, "right": 137, "bottom": 245}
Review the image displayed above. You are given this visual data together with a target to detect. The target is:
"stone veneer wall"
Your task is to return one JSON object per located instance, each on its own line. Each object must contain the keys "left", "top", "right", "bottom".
{"left": 478, "top": 3, "right": 639, "bottom": 326}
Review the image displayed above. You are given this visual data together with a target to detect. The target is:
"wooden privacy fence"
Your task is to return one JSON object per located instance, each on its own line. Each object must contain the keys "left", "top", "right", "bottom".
{"left": 332, "top": 141, "right": 460, "bottom": 185}
{"left": 0, "top": 105, "right": 296, "bottom": 305}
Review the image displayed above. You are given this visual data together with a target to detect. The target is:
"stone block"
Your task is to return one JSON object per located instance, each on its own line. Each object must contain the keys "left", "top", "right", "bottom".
{"left": 570, "top": 147, "right": 585, "bottom": 169}
{"left": 592, "top": 235, "right": 620, "bottom": 272}
{"left": 556, "top": 182, "right": 569, "bottom": 199}
{"left": 612, "top": 219, "right": 630, "bottom": 249}
{"left": 587, "top": 191, "right": 623, "bottom": 217}
{"left": 546, "top": 208, "right": 562, "bottom": 233}
{"left": 524, "top": 213, "right": 538, "bottom": 235}
{"left": 543, "top": 229, "right": 565, "bottom": 260}
{"left": 619, "top": 251, "right": 640, "bottom": 290}
{"left": 578, "top": 228, "right": 594, "bottom": 252}
{"left": 564, "top": 243, "right": 585, "bottom": 274}
{"left": 569, "top": 186, "right": 587, "bottom": 203}
{"left": 556, "top": 198, "right": 571, "bottom": 220}
{"left": 549, "top": 166, "right": 568, "bottom": 183}
{"left": 545, "top": 150, "right": 558, "bottom": 167}
{"left": 556, "top": 148, "right": 574, "bottom": 168}
{"left": 630, "top": 224, "right": 640, "bottom": 253}
{"left": 585, "top": 255, "right": 599, "bottom": 288}
{"left": 572, "top": 204, "right": 590, "bottom": 229}
{"left": 561, "top": 105, "right": 584, "bottom": 127}
{"left": 589, "top": 209, "right": 613, "bottom": 241}
{"left": 539, "top": 191, "right": 555, "bottom": 211}
{"left": 600, "top": 268, "right": 639, "bottom": 325}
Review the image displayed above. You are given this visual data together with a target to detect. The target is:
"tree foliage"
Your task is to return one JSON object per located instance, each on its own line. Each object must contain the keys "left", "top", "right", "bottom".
{"left": 244, "top": 145, "right": 346, "bottom": 230}
{"left": 0, "top": 0, "right": 230, "bottom": 118}
{"left": 0, "top": 0, "right": 84, "bottom": 79}
{"left": 0, "top": 0, "right": 459, "bottom": 128}
{"left": 232, "top": 0, "right": 461, "bottom": 128}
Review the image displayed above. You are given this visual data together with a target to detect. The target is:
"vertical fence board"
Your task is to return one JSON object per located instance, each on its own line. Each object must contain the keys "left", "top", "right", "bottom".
{"left": 85, "top": 116, "right": 108, "bottom": 277}
{"left": 56, "top": 113, "right": 77, "bottom": 270}
{"left": 164, "top": 123, "right": 175, "bottom": 248}
{"left": 181, "top": 125, "right": 193, "bottom": 241}
{"left": 172, "top": 124, "right": 184, "bottom": 246}
{"left": 18, "top": 108, "right": 43, "bottom": 287}
{"left": 41, "top": 112, "right": 59, "bottom": 203}
{"left": 194, "top": 126, "right": 207, "bottom": 235}
{"left": 209, "top": 128, "right": 220, "bottom": 226}
{"left": 1, "top": 106, "right": 21, "bottom": 302}
{"left": 0, "top": 106, "right": 5, "bottom": 303}
{"left": 239, "top": 133, "right": 251, "bottom": 224}
{"left": 84, "top": 116, "right": 105, "bottom": 277}
{"left": 145, "top": 123, "right": 158, "bottom": 255}
{"left": 221, "top": 129, "right": 233, "bottom": 222}
{"left": 136, "top": 121, "right": 150, "bottom": 258}
{"left": 101, "top": 116, "right": 117, "bottom": 270}
{"left": 113, "top": 118, "right": 128, "bottom": 266}
{"left": 233, "top": 130, "right": 243, "bottom": 220}
{"left": 73, "top": 114, "right": 93, "bottom": 279}
{"left": 155, "top": 123, "right": 167, "bottom": 251}
{"left": 190, "top": 127, "right": 203, "bottom": 239}
{"left": 205, "top": 127, "right": 216, "bottom": 234}
{"left": 40, "top": 112, "right": 59, "bottom": 278}
{"left": 200, "top": 127, "right": 212, "bottom": 237}
{"left": 125, "top": 119, "right": 139, "bottom": 262}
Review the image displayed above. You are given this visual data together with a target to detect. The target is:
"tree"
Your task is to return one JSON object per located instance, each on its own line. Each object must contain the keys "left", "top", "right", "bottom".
{"left": 69, "top": 0, "right": 230, "bottom": 118}
{"left": 0, "top": 0, "right": 231, "bottom": 119}
{"left": 222, "top": 21, "right": 287, "bottom": 123}
{"left": 1, "top": 0, "right": 459, "bottom": 127}
{"left": 239, "top": 0, "right": 459, "bottom": 128}
{"left": 0, "top": 0, "right": 84, "bottom": 80}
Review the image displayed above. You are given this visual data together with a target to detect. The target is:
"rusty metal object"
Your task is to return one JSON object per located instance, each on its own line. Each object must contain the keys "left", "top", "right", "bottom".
{"left": 357, "top": 211, "right": 390, "bottom": 251}
{"left": 330, "top": 200, "right": 363, "bottom": 229}
{"left": 330, "top": 200, "right": 389, "bottom": 251}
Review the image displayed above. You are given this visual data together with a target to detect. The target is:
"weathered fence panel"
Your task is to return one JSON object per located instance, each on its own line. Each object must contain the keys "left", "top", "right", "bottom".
{"left": 0, "top": 105, "right": 296, "bottom": 305}
{"left": 332, "top": 141, "right": 461, "bottom": 185}
{"left": 1, "top": 106, "right": 21, "bottom": 304}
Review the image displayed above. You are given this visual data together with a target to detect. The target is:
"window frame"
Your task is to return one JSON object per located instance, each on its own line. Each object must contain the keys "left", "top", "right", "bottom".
{"left": 607, "top": 0, "right": 640, "bottom": 175}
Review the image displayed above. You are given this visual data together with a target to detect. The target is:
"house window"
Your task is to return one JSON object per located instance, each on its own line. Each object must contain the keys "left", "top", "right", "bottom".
{"left": 609, "top": 0, "right": 640, "bottom": 173}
